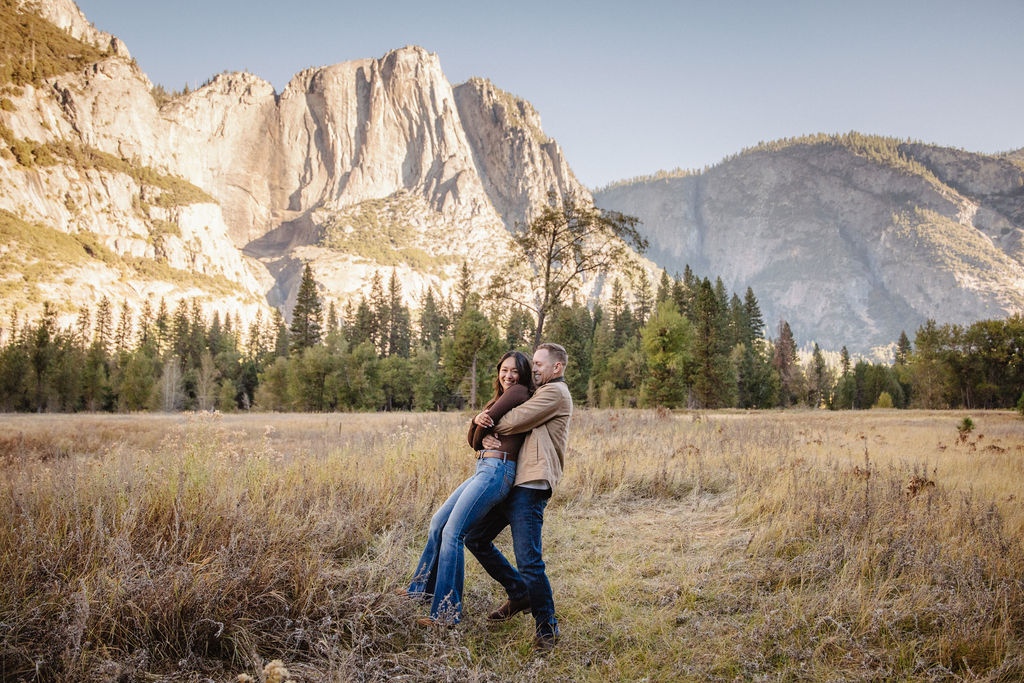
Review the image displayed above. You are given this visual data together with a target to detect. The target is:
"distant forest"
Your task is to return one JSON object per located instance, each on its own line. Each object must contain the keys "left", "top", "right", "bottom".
{"left": 1, "top": 262, "right": 1022, "bottom": 414}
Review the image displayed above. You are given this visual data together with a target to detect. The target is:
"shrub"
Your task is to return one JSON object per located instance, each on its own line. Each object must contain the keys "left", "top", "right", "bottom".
{"left": 10, "top": 138, "right": 35, "bottom": 166}
{"left": 957, "top": 416, "right": 975, "bottom": 443}
{"left": 873, "top": 391, "right": 894, "bottom": 409}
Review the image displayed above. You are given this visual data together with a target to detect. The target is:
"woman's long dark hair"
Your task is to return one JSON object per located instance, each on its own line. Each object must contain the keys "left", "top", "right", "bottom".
{"left": 485, "top": 350, "right": 535, "bottom": 409}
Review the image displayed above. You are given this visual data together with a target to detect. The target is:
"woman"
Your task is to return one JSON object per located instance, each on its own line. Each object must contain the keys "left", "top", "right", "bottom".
{"left": 400, "top": 350, "right": 534, "bottom": 625}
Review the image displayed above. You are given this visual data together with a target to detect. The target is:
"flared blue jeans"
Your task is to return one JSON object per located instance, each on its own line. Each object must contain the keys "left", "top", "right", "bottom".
{"left": 407, "top": 456, "right": 517, "bottom": 622}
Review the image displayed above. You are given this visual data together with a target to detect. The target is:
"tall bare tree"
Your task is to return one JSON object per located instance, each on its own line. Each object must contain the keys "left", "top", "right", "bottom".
{"left": 489, "top": 192, "right": 647, "bottom": 348}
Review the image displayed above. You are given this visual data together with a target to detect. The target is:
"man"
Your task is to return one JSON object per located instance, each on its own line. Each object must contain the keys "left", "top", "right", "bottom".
{"left": 466, "top": 342, "right": 572, "bottom": 652}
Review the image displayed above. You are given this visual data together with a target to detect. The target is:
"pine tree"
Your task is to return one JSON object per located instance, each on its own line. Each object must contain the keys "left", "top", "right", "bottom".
{"left": 545, "top": 301, "right": 592, "bottom": 399}
{"left": 417, "top": 287, "right": 450, "bottom": 352}
{"left": 207, "top": 312, "right": 223, "bottom": 354}
{"left": 118, "top": 346, "right": 158, "bottom": 411}
{"left": 137, "top": 299, "right": 154, "bottom": 347}
{"left": 742, "top": 287, "right": 764, "bottom": 346}
{"left": 895, "top": 330, "right": 911, "bottom": 365}
{"left": 680, "top": 265, "right": 698, "bottom": 319}
{"left": 711, "top": 278, "right": 736, "bottom": 352}
{"left": 691, "top": 278, "right": 727, "bottom": 407}
{"left": 75, "top": 305, "right": 91, "bottom": 347}
{"left": 672, "top": 269, "right": 692, "bottom": 321}
{"left": 326, "top": 300, "right": 339, "bottom": 335}
{"left": 51, "top": 330, "right": 84, "bottom": 412}
{"left": 386, "top": 269, "right": 411, "bottom": 358}
{"left": 348, "top": 297, "right": 374, "bottom": 350}
{"left": 81, "top": 340, "right": 110, "bottom": 411}
{"left": 368, "top": 270, "right": 388, "bottom": 354}
{"left": 114, "top": 300, "right": 133, "bottom": 352}
{"left": 154, "top": 298, "right": 169, "bottom": 354}
{"left": 442, "top": 308, "right": 500, "bottom": 409}
{"left": 634, "top": 270, "right": 653, "bottom": 329}
{"left": 728, "top": 293, "right": 745, "bottom": 345}
{"left": 94, "top": 295, "right": 113, "bottom": 352}
{"left": 683, "top": 265, "right": 698, "bottom": 292}
{"left": 247, "top": 309, "right": 266, "bottom": 360}
{"left": 187, "top": 300, "right": 207, "bottom": 369}
{"left": 714, "top": 278, "right": 729, "bottom": 314}
{"left": 909, "top": 319, "right": 954, "bottom": 408}
{"left": 272, "top": 309, "right": 289, "bottom": 358}
{"left": 504, "top": 307, "right": 535, "bottom": 351}
{"left": 772, "top": 320, "right": 799, "bottom": 407}
{"left": 290, "top": 263, "right": 323, "bottom": 353}
{"left": 28, "top": 303, "right": 57, "bottom": 411}
{"left": 809, "top": 343, "right": 829, "bottom": 407}
{"left": 834, "top": 345, "right": 854, "bottom": 408}
{"left": 587, "top": 307, "right": 615, "bottom": 406}
{"left": 655, "top": 269, "right": 672, "bottom": 305}
{"left": 456, "top": 261, "right": 475, "bottom": 321}
{"left": 609, "top": 278, "right": 633, "bottom": 348}
{"left": 640, "top": 300, "right": 692, "bottom": 407}
{"left": 736, "top": 338, "right": 777, "bottom": 409}
{"left": 4, "top": 309, "right": 20, "bottom": 347}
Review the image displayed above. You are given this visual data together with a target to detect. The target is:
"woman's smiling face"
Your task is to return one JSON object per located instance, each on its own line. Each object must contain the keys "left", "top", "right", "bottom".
{"left": 498, "top": 355, "right": 520, "bottom": 390}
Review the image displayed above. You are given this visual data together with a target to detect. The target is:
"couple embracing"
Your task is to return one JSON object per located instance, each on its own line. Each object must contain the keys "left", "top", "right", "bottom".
{"left": 397, "top": 343, "right": 572, "bottom": 652}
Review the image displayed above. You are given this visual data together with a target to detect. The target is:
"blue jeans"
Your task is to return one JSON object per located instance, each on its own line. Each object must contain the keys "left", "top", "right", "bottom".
{"left": 465, "top": 486, "right": 558, "bottom": 634}
{"left": 407, "top": 457, "right": 516, "bottom": 622}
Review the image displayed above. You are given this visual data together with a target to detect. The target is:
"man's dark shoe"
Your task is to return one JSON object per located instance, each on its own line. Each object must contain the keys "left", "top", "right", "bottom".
{"left": 487, "top": 596, "right": 531, "bottom": 622}
{"left": 533, "top": 623, "right": 559, "bottom": 653}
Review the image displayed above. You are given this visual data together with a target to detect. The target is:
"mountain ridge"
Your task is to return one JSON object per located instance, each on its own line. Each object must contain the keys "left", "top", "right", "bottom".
{"left": 594, "top": 133, "right": 1024, "bottom": 351}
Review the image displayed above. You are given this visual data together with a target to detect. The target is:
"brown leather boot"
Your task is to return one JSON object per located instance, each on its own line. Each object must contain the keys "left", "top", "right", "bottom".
{"left": 533, "top": 622, "right": 560, "bottom": 653}
{"left": 487, "top": 596, "right": 531, "bottom": 622}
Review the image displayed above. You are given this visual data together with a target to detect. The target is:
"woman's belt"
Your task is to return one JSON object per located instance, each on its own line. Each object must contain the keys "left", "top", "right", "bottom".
{"left": 477, "top": 449, "right": 517, "bottom": 463}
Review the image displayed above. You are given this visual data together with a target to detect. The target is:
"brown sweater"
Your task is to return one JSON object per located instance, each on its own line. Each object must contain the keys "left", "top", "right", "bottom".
{"left": 466, "top": 383, "right": 531, "bottom": 457}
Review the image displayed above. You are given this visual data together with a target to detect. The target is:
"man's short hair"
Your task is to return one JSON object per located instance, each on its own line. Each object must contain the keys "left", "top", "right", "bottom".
{"left": 536, "top": 342, "right": 568, "bottom": 367}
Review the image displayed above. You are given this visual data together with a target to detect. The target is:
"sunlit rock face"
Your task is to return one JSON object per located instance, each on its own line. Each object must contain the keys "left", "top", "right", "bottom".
{"left": 2, "top": 3, "right": 588, "bottom": 321}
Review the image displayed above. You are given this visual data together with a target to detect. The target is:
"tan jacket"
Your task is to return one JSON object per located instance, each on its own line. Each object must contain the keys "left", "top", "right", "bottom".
{"left": 494, "top": 379, "right": 573, "bottom": 489}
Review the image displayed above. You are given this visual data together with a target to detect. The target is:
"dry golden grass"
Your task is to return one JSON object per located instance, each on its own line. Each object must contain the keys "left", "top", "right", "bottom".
{"left": 1, "top": 409, "right": 1022, "bottom": 681}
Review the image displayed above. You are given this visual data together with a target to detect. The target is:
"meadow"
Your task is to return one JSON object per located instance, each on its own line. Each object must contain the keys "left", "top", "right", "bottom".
{"left": 1, "top": 409, "right": 1021, "bottom": 681}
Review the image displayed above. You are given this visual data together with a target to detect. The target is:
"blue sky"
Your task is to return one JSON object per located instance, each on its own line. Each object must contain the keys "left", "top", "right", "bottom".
{"left": 75, "top": 0, "right": 1024, "bottom": 188}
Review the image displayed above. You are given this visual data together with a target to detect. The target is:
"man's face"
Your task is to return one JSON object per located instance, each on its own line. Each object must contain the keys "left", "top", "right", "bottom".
{"left": 532, "top": 348, "right": 561, "bottom": 385}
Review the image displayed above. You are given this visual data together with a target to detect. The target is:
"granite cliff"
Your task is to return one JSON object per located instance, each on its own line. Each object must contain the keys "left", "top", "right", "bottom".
{"left": 594, "top": 135, "right": 1024, "bottom": 351}
{"left": 0, "top": 0, "right": 590, "bottom": 326}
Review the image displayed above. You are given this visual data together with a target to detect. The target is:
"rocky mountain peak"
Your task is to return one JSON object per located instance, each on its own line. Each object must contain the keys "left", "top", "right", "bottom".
{"left": 195, "top": 71, "right": 276, "bottom": 99}
{"left": 453, "top": 77, "right": 588, "bottom": 231}
{"left": 458, "top": 77, "right": 548, "bottom": 143}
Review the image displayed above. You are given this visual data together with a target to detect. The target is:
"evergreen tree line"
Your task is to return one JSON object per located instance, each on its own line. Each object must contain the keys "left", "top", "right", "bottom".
{"left": 2, "top": 262, "right": 1022, "bottom": 413}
